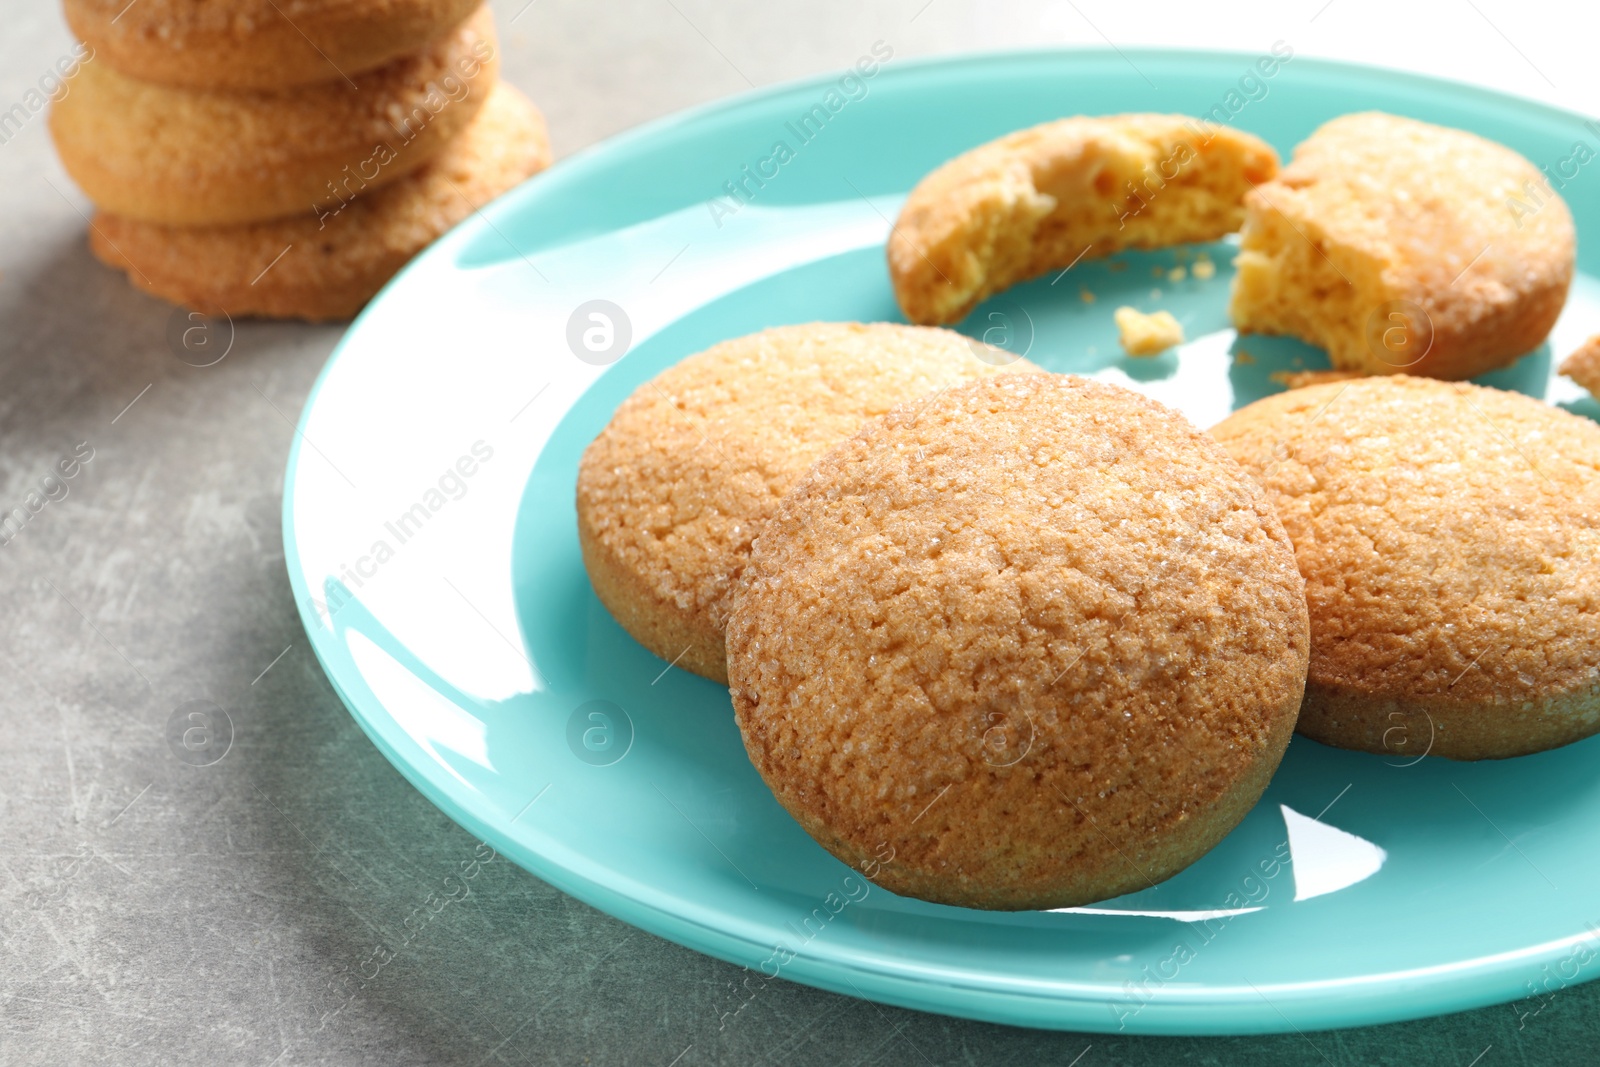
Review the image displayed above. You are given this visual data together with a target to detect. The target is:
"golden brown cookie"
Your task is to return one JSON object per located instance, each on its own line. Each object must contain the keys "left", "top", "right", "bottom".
{"left": 728, "top": 374, "right": 1309, "bottom": 910}
{"left": 89, "top": 83, "right": 548, "bottom": 322}
{"left": 1560, "top": 334, "right": 1600, "bottom": 400}
{"left": 1213, "top": 376, "right": 1600, "bottom": 760}
{"left": 577, "top": 323, "right": 1038, "bottom": 685}
{"left": 889, "top": 115, "right": 1279, "bottom": 325}
{"left": 65, "top": 0, "right": 482, "bottom": 91}
{"left": 51, "top": 5, "right": 498, "bottom": 226}
{"left": 1230, "top": 112, "right": 1574, "bottom": 380}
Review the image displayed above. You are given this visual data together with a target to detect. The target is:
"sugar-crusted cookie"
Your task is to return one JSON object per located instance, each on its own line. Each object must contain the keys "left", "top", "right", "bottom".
{"left": 1230, "top": 112, "right": 1574, "bottom": 380}
{"left": 577, "top": 323, "right": 1037, "bottom": 685}
{"left": 889, "top": 114, "right": 1279, "bottom": 325}
{"left": 1560, "top": 334, "right": 1600, "bottom": 400}
{"left": 51, "top": 5, "right": 497, "bottom": 226}
{"left": 89, "top": 83, "right": 548, "bottom": 321}
{"left": 64, "top": 0, "right": 482, "bottom": 90}
{"left": 727, "top": 374, "right": 1309, "bottom": 910}
{"left": 1213, "top": 375, "right": 1600, "bottom": 760}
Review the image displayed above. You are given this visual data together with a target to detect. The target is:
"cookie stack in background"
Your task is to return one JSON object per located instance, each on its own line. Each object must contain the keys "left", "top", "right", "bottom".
{"left": 49, "top": 0, "right": 550, "bottom": 321}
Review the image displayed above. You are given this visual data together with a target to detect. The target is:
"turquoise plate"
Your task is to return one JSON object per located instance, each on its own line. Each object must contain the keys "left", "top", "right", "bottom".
{"left": 284, "top": 49, "right": 1600, "bottom": 1034}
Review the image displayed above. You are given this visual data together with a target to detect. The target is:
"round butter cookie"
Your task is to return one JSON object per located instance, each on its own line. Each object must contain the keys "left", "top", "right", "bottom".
{"left": 727, "top": 374, "right": 1309, "bottom": 910}
{"left": 1213, "top": 376, "right": 1600, "bottom": 760}
{"left": 577, "top": 323, "right": 1038, "bottom": 686}
{"left": 51, "top": 5, "right": 497, "bottom": 226}
{"left": 889, "top": 114, "right": 1279, "bottom": 325}
{"left": 89, "top": 83, "right": 548, "bottom": 322}
{"left": 1230, "top": 112, "right": 1574, "bottom": 380}
{"left": 65, "top": 0, "right": 482, "bottom": 90}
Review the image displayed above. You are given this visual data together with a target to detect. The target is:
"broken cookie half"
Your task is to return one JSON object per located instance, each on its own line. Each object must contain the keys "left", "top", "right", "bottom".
{"left": 1560, "top": 334, "right": 1600, "bottom": 401}
{"left": 888, "top": 113, "right": 1279, "bottom": 325}
{"left": 1230, "top": 112, "right": 1574, "bottom": 380}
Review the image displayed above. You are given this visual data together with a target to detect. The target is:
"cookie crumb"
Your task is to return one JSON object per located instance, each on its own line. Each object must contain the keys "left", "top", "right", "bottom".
{"left": 1167, "top": 265, "right": 1188, "bottom": 283}
{"left": 1079, "top": 287, "right": 1096, "bottom": 304}
{"left": 1115, "top": 307, "right": 1184, "bottom": 357}
{"left": 1234, "top": 349, "right": 1255, "bottom": 365}
{"left": 1192, "top": 256, "right": 1216, "bottom": 280}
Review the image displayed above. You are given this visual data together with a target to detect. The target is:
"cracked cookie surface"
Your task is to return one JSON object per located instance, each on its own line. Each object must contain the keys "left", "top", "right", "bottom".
{"left": 728, "top": 373, "right": 1308, "bottom": 909}
{"left": 577, "top": 322, "right": 1036, "bottom": 684}
{"left": 1213, "top": 375, "right": 1600, "bottom": 759}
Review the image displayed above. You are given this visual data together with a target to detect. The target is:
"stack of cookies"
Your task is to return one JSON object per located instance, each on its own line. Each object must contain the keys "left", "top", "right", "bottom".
{"left": 51, "top": 0, "right": 550, "bottom": 321}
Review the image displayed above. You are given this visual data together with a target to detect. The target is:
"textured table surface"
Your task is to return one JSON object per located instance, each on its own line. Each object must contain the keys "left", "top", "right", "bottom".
{"left": 4, "top": 0, "right": 1599, "bottom": 1063}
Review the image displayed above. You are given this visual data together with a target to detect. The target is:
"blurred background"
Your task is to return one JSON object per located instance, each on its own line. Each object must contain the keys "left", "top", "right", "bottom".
{"left": 2, "top": 0, "right": 1597, "bottom": 1063}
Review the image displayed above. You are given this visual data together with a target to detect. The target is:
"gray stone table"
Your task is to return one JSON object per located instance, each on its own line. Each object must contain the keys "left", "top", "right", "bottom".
{"left": 4, "top": 0, "right": 1598, "bottom": 1062}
